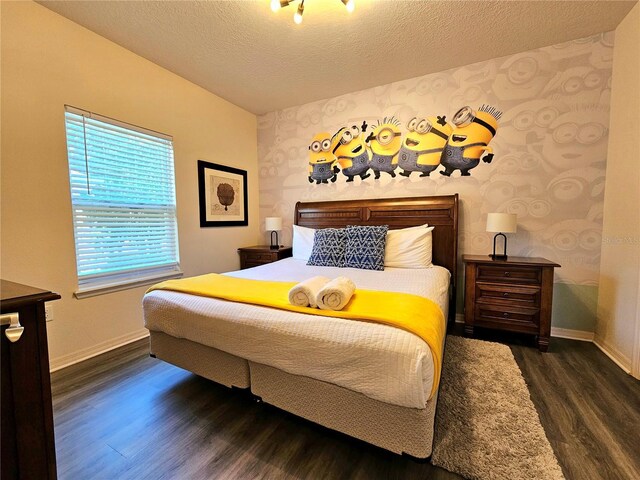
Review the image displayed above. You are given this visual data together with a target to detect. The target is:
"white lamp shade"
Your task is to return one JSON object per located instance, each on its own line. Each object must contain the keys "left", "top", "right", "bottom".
{"left": 265, "top": 217, "right": 282, "bottom": 231}
{"left": 486, "top": 213, "right": 517, "bottom": 233}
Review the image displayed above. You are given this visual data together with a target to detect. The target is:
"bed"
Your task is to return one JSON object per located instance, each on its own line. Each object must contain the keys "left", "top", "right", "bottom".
{"left": 143, "top": 194, "right": 459, "bottom": 459}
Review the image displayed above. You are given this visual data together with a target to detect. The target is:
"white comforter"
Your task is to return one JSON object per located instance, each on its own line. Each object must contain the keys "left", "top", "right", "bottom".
{"left": 143, "top": 258, "right": 450, "bottom": 408}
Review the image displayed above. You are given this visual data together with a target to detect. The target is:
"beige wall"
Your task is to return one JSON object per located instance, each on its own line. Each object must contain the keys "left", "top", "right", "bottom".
{"left": 595, "top": 3, "right": 640, "bottom": 372}
{"left": 257, "top": 33, "right": 615, "bottom": 333}
{"left": 1, "top": 1, "right": 260, "bottom": 368}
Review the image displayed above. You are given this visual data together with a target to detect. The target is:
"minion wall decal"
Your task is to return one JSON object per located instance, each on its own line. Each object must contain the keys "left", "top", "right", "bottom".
{"left": 304, "top": 105, "right": 501, "bottom": 183}
{"left": 440, "top": 105, "right": 501, "bottom": 177}
{"left": 398, "top": 115, "right": 452, "bottom": 177}
{"left": 307, "top": 132, "right": 339, "bottom": 184}
{"left": 330, "top": 121, "right": 371, "bottom": 182}
{"left": 366, "top": 117, "right": 402, "bottom": 179}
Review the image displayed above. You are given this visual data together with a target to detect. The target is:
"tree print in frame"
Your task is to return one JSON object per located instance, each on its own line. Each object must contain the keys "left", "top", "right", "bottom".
{"left": 198, "top": 160, "right": 248, "bottom": 227}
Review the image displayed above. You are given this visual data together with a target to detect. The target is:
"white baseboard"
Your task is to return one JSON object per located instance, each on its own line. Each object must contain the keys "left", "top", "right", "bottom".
{"left": 49, "top": 328, "right": 149, "bottom": 373}
{"left": 455, "top": 312, "right": 633, "bottom": 374}
{"left": 593, "top": 338, "right": 632, "bottom": 374}
{"left": 550, "top": 327, "right": 594, "bottom": 342}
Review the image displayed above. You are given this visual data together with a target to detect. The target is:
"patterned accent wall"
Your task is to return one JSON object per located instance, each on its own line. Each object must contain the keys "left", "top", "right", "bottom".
{"left": 257, "top": 33, "right": 614, "bottom": 331}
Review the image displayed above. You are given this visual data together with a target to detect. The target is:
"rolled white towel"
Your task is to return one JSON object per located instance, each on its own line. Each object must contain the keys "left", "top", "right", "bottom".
{"left": 288, "top": 276, "right": 331, "bottom": 308}
{"left": 317, "top": 276, "right": 356, "bottom": 311}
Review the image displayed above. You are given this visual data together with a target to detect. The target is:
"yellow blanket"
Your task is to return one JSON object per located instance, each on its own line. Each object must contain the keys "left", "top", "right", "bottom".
{"left": 148, "top": 274, "right": 445, "bottom": 399}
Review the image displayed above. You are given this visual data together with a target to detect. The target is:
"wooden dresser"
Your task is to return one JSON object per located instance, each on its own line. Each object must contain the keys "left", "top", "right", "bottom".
{"left": 237, "top": 245, "right": 293, "bottom": 269}
{"left": 1, "top": 280, "right": 60, "bottom": 480}
{"left": 463, "top": 255, "right": 560, "bottom": 351}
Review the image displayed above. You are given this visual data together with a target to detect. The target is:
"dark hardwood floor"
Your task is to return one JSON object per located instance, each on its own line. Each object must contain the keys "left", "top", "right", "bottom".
{"left": 51, "top": 332, "right": 640, "bottom": 480}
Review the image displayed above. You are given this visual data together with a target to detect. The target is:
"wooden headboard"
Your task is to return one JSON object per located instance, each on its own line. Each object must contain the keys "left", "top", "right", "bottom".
{"left": 295, "top": 194, "right": 459, "bottom": 320}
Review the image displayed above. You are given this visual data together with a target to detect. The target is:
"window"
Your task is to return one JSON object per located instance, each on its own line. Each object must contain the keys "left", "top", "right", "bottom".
{"left": 64, "top": 106, "right": 181, "bottom": 298}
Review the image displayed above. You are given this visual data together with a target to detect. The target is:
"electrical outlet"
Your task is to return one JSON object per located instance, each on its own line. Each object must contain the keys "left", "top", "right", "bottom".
{"left": 45, "top": 303, "right": 54, "bottom": 322}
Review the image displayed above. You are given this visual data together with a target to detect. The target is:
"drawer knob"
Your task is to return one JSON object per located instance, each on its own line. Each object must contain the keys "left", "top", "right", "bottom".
{"left": 503, "top": 312, "right": 509, "bottom": 318}
{"left": 503, "top": 292, "right": 509, "bottom": 297}
{"left": 504, "top": 271, "right": 510, "bottom": 277}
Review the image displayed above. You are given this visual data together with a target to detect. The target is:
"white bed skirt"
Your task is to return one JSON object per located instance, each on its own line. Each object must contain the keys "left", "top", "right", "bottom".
{"left": 149, "top": 331, "right": 438, "bottom": 458}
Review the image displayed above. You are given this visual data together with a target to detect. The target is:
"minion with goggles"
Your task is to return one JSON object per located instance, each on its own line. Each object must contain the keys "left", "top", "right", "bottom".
{"left": 308, "top": 132, "right": 340, "bottom": 184}
{"left": 330, "top": 121, "right": 371, "bottom": 182}
{"left": 440, "top": 105, "right": 501, "bottom": 177}
{"left": 398, "top": 115, "right": 452, "bottom": 177}
{"left": 366, "top": 117, "right": 402, "bottom": 179}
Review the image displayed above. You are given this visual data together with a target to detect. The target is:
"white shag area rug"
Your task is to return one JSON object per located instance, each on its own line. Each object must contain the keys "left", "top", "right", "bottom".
{"left": 432, "top": 336, "right": 565, "bottom": 480}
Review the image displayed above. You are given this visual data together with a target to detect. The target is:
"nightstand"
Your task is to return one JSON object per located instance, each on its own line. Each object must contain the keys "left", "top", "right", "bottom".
{"left": 237, "top": 245, "right": 293, "bottom": 270}
{"left": 463, "top": 255, "right": 560, "bottom": 351}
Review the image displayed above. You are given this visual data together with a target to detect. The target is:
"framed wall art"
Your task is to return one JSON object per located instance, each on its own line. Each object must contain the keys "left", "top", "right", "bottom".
{"left": 198, "top": 160, "right": 248, "bottom": 227}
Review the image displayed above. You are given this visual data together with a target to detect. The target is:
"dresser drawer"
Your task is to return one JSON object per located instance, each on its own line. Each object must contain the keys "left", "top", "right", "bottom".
{"left": 475, "top": 304, "right": 539, "bottom": 333}
{"left": 476, "top": 264, "right": 541, "bottom": 285}
{"left": 243, "top": 252, "right": 276, "bottom": 262}
{"left": 475, "top": 283, "right": 541, "bottom": 308}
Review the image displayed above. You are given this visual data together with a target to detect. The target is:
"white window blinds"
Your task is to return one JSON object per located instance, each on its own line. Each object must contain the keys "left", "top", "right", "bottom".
{"left": 64, "top": 106, "right": 181, "bottom": 297}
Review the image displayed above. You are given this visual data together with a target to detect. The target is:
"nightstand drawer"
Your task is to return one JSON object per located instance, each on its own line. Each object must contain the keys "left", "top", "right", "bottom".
{"left": 463, "top": 255, "right": 560, "bottom": 351}
{"left": 476, "top": 264, "right": 541, "bottom": 285}
{"left": 475, "top": 284, "right": 540, "bottom": 308}
{"left": 475, "top": 304, "right": 539, "bottom": 333}
{"left": 242, "top": 261, "right": 264, "bottom": 269}
{"left": 243, "top": 252, "right": 276, "bottom": 262}
{"left": 238, "top": 246, "right": 293, "bottom": 270}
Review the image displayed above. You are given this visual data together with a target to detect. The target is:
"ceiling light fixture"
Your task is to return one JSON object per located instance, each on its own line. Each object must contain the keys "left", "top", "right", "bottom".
{"left": 271, "top": 0, "right": 355, "bottom": 23}
{"left": 270, "top": 0, "right": 292, "bottom": 12}
{"left": 341, "top": 0, "right": 355, "bottom": 13}
{"left": 294, "top": 0, "right": 305, "bottom": 24}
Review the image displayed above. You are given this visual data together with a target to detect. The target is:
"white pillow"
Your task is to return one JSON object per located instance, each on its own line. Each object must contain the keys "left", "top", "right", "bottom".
{"left": 292, "top": 225, "right": 316, "bottom": 261}
{"left": 384, "top": 225, "right": 434, "bottom": 268}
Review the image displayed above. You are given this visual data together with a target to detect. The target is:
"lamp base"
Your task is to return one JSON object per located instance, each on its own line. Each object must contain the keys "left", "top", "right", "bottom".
{"left": 270, "top": 231, "right": 279, "bottom": 250}
{"left": 490, "top": 232, "right": 509, "bottom": 260}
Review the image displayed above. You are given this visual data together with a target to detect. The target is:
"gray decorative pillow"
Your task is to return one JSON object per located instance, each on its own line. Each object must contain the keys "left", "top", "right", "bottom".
{"left": 307, "top": 228, "right": 347, "bottom": 267}
{"left": 344, "top": 225, "right": 389, "bottom": 270}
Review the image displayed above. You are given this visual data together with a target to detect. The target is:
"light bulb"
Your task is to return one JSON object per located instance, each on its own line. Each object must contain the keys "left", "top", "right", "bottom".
{"left": 294, "top": 3, "right": 304, "bottom": 24}
{"left": 271, "top": 0, "right": 280, "bottom": 12}
{"left": 345, "top": 0, "right": 355, "bottom": 13}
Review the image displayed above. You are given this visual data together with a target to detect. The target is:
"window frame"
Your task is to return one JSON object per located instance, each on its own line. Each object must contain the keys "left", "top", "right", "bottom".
{"left": 64, "top": 105, "right": 182, "bottom": 298}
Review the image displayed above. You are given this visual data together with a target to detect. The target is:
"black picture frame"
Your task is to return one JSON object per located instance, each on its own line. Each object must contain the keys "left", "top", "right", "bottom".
{"left": 197, "top": 160, "right": 248, "bottom": 227}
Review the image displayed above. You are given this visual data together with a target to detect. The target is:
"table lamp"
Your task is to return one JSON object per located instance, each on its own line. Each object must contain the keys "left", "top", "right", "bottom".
{"left": 265, "top": 217, "right": 282, "bottom": 250}
{"left": 486, "top": 213, "right": 517, "bottom": 260}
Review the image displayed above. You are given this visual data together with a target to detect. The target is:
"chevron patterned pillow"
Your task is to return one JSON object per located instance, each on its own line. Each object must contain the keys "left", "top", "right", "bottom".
{"left": 343, "top": 225, "right": 389, "bottom": 271}
{"left": 307, "top": 228, "right": 347, "bottom": 267}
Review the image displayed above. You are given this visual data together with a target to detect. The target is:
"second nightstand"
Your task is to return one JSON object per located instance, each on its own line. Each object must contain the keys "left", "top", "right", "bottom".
{"left": 237, "top": 245, "right": 293, "bottom": 270}
{"left": 463, "top": 255, "right": 560, "bottom": 351}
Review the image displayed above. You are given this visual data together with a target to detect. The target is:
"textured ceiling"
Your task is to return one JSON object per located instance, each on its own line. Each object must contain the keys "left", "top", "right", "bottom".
{"left": 38, "top": 0, "right": 637, "bottom": 115}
